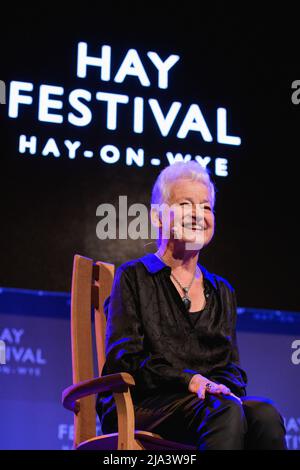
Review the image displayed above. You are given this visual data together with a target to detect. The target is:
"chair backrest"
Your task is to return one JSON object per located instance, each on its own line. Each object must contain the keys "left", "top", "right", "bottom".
{"left": 70, "top": 254, "right": 115, "bottom": 446}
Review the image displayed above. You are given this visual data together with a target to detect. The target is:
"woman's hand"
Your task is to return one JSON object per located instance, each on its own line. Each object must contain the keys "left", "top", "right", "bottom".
{"left": 188, "top": 374, "right": 242, "bottom": 404}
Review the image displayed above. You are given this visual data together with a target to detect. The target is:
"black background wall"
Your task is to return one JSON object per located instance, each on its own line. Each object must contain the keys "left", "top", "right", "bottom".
{"left": 1, "top": 5, "right": 299, "bottom": 311}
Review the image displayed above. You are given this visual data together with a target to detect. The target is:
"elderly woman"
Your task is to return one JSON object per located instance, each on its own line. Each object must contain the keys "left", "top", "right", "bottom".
{"left": 96, "top": 161, "right": 287, "bottom": 450}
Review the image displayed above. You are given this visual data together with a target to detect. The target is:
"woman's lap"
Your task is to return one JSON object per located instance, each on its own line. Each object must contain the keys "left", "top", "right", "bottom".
{"left": 133, "top": 391, "right": 287, "bottom": 449}
{"left": 134, "top": 391, "right": 200, "bottom": 443}
{"left": 134, "top": 391, "right": 242, "bottom": 446}
{"left": 99, "top": 390, "right": 287, "bottom": 449}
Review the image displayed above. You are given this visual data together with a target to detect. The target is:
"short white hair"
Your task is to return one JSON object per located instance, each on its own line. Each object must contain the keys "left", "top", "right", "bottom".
{"left": 150, "top": 161, "right": 216, "bottom": 247}
{"left": 151, "top": 161, "right": 216, "bottom": 208}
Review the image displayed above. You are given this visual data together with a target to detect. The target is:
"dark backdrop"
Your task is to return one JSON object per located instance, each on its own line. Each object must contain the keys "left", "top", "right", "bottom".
{"left": 1, "top": 5, "right": 299, "bottom": 311}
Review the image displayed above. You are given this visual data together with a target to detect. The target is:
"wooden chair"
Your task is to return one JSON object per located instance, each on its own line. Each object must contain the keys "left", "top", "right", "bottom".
{"left": 62, "top": 254, "right": 197, "bottom": 451}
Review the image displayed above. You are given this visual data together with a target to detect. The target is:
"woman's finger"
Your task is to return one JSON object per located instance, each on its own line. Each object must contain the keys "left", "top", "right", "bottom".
{"left": 203, "top": 382, "right": 243, "bottom": 404}
{"left": 218, "top": 384, "right": 231, "bottom": 395}
{"left": 197, "top": 384, "right": 206, "bottom": 400}
{"left": 206, "top": 383, "right": 231, "bottom": 396}
{"left": 205, "top": 382, "right": 220, "bottom": 394}
{"left": 229, "top": 392, "right": 243, "bottom": 404}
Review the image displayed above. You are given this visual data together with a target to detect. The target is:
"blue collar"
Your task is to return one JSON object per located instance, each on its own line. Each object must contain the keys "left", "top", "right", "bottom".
{"left": 139, "top": 253, "right": 217, "bottom": 290}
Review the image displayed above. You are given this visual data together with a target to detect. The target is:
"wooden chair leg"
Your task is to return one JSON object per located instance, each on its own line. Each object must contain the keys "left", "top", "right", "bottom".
{"left": 113, "top": 388, "right": 145, "bottom": 450}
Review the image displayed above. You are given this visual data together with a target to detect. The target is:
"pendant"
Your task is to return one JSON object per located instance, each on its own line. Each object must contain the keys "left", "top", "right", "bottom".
{"left": 182, "top": 295, "right": 191, "bottom": 311}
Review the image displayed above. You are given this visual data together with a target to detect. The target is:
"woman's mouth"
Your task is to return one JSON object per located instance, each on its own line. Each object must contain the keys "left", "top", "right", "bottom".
{"left": 183, "top": 223, "right": 205, "bottom": 231}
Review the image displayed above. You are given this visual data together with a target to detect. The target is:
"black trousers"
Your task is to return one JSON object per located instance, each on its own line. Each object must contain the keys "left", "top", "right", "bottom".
{"left": 130, "top": 391, "right": 288, "bottom": 450}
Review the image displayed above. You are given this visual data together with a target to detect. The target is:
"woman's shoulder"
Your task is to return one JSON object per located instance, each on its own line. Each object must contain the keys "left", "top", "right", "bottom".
{"left": 114, "top": 253, "right": 153, "bottom": 278}
{"left": 116, "top": 252, "right": 171, "bottom": 276}
{"left": 199, "top": 263, "right": 235, "bottom": 294}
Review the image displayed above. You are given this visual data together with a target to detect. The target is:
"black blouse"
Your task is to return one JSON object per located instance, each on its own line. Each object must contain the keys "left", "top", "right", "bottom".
{"left": 187, "top": 279, "right": 211, "bottom": 327}
{"left": 96, "top": 253, "right": 248, "bottom": 425}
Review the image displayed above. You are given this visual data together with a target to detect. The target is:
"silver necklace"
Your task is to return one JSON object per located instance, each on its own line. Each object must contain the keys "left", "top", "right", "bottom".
{"left": 155, "top": 251, "right": 202, "bottom": 311}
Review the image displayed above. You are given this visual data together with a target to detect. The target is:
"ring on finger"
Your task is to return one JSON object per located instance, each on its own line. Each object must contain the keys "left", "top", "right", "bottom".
{"left": 205, "top": 382, "right": 215, "bottom": 391}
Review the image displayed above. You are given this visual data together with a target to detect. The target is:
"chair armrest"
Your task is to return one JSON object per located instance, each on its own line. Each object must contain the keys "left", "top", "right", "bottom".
{"left": 62, "top": 372, "right": 135, "bottom": 413}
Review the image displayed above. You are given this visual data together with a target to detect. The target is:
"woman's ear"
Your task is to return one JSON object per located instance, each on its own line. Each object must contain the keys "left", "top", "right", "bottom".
{"left": 150, "top": 206, "right": 162, "bottom": 229}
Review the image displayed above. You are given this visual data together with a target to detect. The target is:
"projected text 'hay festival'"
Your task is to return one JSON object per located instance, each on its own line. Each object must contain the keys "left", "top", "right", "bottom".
{"left": 7, "top": 42, "right": 242, "bottom": 176}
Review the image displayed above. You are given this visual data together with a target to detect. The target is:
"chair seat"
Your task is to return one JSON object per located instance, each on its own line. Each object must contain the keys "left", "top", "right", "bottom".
{"left": 76, "top": 430, "right": 197, "bottom": 450}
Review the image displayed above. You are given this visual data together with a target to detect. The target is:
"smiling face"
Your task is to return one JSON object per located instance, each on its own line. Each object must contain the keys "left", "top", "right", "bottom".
{"left": 161, "top": 178, "right": 215, "bottom": 250}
